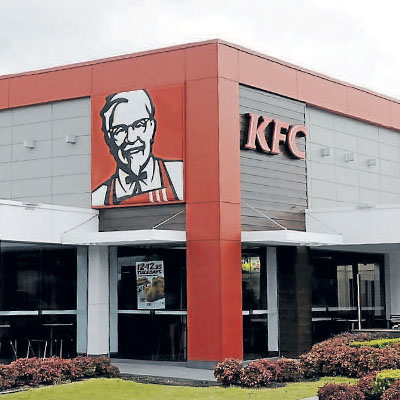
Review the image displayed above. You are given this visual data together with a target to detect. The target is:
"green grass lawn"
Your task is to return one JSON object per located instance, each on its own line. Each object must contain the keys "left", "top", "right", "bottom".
{"left": 1, "top": 377, "right": 358, "bottom": 400}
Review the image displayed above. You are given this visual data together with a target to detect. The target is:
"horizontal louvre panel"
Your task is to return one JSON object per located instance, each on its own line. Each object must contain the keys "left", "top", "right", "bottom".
{"left": 240, "top": 85, "right": 307, "bottom": 231}
{"left": 99, "top": 204, "right": 185, "bottom": 231}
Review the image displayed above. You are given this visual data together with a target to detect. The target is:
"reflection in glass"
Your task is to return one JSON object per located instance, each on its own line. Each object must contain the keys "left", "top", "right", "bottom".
{"left": 242, "top": 250, "right": 268, "bottom": 359}
{"left": 242, "top": 254, "right": 267, "bottom": 311}
{"left": 311, "top": 251, "right": 385, "bottom": 343}
{"left": 0, "top": 243, "right": 77, "bottom": 311}
{"left": 0, "top": 241, "right": 78, "bottom": 359}
{"left": 116, "top": 247, "right": 187, "bottom": 360}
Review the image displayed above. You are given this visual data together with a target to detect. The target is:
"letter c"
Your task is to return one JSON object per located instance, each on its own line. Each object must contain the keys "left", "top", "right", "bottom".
{"left": 287, "top": 125, "right": 307, "bottom": 159}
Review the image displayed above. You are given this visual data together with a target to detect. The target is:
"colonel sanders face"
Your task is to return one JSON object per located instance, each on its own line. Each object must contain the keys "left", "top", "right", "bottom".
{"left": 101, "top": 90, "right": 156, "bottom": 176}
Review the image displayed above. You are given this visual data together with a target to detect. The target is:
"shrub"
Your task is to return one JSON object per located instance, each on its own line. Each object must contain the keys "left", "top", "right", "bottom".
{"left": 382, "top": 380, "right": 400, "bottom": 400}
{"left": 0, "top": 365, "right": 18, "bottom": 389}
{"left": 371, "top": 369, "right": 400, "bottom": 398}
{"left": 300, "top": 333, "right": 400, "bottom": 378}
{"left": 351, "top": 338, "right": 400, "bottom": 349}
{"left": 318, "top": 383, "right": 365, "bottom": 400}
{"left": 300, "top": 333, "right": 371, "bottom": 378}
{"left": 274, "top": 358, "right": 303, "bottom": 382}
{"left": 214, "top": 358, "right": 242, "bottom": 386}
{"left": 11, "top": 358, "right": 42, "bottom": 386}
{"left": 71, "top": 356, "right": 96, "bottom": 378}
{"left": 356, "top": 372, "right": 378, "bottom": 399}
{"left": 38, "top": 357, "right": 66, "bottom": 385}
{"left": 92, "top": 356, "right": 120, "bottom": 378}
{"left": 239, "top": 359, "right": 275, "bottom": 387}
{"left": 0, "top": 356, "right": 119, "bottom": 390}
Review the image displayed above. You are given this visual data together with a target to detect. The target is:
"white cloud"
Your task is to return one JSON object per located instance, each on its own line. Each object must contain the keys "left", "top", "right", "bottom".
{"left": 0, "top": 0, "right": 399, "bottom": 98}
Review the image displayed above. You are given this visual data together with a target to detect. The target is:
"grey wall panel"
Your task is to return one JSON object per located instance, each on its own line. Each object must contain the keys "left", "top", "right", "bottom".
{"left": 307, "top": 106, "right": 400, "bottom": 208}
{"left": 12, "top": 104, "right": 52, "bottom": 125}
{"left": 239, "top": 85, "right": 307, "bottom": 231}
{"left": 12, "top": 140, "right": 52, "bottom": 161}
{"left": 0, "top": 98, "right": 91, "bottom": 208}
{"left": 99, "top": 204, "right": 186, "bottom": 231}
{"left": 0, "top": 181, "right": 11, "bottom": 199}
{"left": 52, "top": 174, "right": 91, "bottom": 195}
{"left": 0, "top": 146, "right": 11, "bottom": 163}
{"left": 52, "top": 193, "right": 91, "bottom": 208}
{"left": 0, "top": 127, "right": 12, "bottom": 146}
{"left": 52, "top": 117, "right": 90, "bottom": 138}
{"left": 53, "top": 136, "right": 91, "bottom": 157}
{"left": 0, "top": 111, "right": 12, "bottom": 128}
{"left": 52, "top": 155, "right": 91, "bottom": 176}
{"left": 0, "top": 163, "right": 11, "bottom": 181}
{"left": 13, "top": 195, "right": 52, "bottom": 204}
{"left": 12, "top": 177, "right": 52, "bottom": 198}
{"left": 12, "top": 159, "right": 52, "bottom": 180}
{"left": 12, "top": 122, "right": 52, "bottom": 143}
{"left": 53, "top": 98, "right": 91, "bottom": 120}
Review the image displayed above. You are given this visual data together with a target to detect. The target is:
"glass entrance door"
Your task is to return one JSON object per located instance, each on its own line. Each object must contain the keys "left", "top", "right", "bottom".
{"left": 115, "top": 248, "right": 187, "bottom": 361}
{"left": 311, "top": 251, "right": 385, "bottom": 343}
{"left": 242, "top": 250, "right": 269, "bottom": 360}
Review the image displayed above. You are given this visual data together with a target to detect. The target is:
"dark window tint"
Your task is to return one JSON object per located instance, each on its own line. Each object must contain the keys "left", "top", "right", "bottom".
{"left": 242, "top": 250, "right": 267, "bottom": 310}
{"left": 0, "top": 242, "right": 77, "bottom": 311}
{"left": 117, "top": 248, "right": 186, "bottom": 311}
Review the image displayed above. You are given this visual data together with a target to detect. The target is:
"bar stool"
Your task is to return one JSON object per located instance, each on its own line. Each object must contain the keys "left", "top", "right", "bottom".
{"left": 26, "top": 339, "right": 48, "bottom": 359}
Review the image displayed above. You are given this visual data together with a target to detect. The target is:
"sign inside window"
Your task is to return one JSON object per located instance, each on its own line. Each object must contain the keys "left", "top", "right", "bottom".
{"left": 136, "top": 261, "right": 165, "bottom": 309}
{"left": 242, "top": 257, "right": 261, "bottom": 273}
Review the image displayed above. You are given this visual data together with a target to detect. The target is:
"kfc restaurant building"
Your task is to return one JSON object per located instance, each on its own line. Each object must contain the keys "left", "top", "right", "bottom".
{"left": 0, "top": 40, "right": 400, "bottom": 365}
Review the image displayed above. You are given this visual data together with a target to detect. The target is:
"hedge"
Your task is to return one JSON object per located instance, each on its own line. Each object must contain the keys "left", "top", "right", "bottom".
{"left": 0, "top": 356, "right": 119, "bottom": 390}
{"left": 214, "top": 357, "right": 303, "bottom": 387}
{"left": 371, "top": 370, "right": 400, "bottom": 398}
{"left": 350, "top": 338, "right": 400, "bottom": 349}
{"left": 300, "top": 333, "right": 400, "bottom": 378}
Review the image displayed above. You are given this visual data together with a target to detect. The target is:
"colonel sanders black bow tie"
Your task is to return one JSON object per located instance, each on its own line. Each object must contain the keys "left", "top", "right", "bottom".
{"left": 125, "top": 171, "right": 148, "bottom": 195}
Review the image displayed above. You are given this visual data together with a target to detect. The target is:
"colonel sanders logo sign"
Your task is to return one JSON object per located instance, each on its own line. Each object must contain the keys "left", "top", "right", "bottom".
{"left": 91, "top": 88, "right": 184, "bottom": 207}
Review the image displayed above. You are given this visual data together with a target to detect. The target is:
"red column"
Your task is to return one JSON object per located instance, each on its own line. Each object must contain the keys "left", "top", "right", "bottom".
{"left": 185, "top": 44, "right": 242, "bottom": 362}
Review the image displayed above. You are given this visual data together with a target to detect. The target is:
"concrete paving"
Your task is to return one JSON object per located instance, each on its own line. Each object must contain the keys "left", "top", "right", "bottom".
{"left": 112, "top": 359, "right": 216, "bottom": 382}
{"left": 112, "top": 360, "right": 319, "bottom": 398}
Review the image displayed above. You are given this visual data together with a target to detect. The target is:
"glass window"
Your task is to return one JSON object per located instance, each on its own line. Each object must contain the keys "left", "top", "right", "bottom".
{"left": 116, "top": 247, "right": 187, "bottom": 361}
{"left": 0, "top": 242, "right": 77, "bottom": 311}
{"left": 242, "top": 249, "right": 268, "bottom": 360}
{"left": 0, "top": 241, "right": 78, "bottom": 360}
{"left": 242, "top": 251, "right": 267, "bottom": 311}
{"left": 311, "top": 251, "right": 385, "bottom": 343}
{"left": 117, "top": 248, "right": 186, "bottom": 311}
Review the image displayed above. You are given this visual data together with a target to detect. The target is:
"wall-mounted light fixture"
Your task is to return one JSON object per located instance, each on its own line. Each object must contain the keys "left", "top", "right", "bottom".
{"left": 65, "top": 135, "right": 77, "bottom": 144}
{"left": 344, "top": 153, "right": 355, "bottom": 162}
{"left": 320, "top": 147, "right": 331, "bottom": 157}
{"left": 23, "top": 139, "right": 35, "bottom": 149}
{"left": 367, "top": 159, "right": 377, "bottom": 166}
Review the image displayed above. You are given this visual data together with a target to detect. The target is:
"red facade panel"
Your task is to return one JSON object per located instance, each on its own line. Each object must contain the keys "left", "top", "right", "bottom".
{"left": 186, "top": 239, "right": 223, "bottom": 361}
{"left": 347, "top": 87, "right": 391, "bottom": 128}
{"left": 0, "top": 79, "right": 9, "bottom": 109}
{"left": 297, "top": 70, "right": 348, "bottom": 115}
{"left": 8, "top": 66, "right": 92, "bottom": 107}
{"left": 91, "top": 50, "right": 186, "bottom": 96}
{"left": 185, "top": 44, "right": 218, "bottom": 81}
{"left": 238, "top": 51, "right": 298, "bottom": 100}
{"left": 217, "top": 45, "right": 239, "bottom": 82}
{"left": 185, "top": 78, "right": 220, "bottom": 204}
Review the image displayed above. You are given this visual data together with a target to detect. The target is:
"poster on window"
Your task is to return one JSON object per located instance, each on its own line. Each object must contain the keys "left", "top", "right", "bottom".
{"left": 136, "top": 261, "right": 165, "bottom": 309}
{"left": 241, "top": 257, "right": 261, "bottom": 273}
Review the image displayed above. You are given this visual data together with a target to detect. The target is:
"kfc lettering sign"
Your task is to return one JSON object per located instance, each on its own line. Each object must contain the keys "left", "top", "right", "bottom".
{"left": 244, "top": 113, "right": 307, "bottom": 159}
